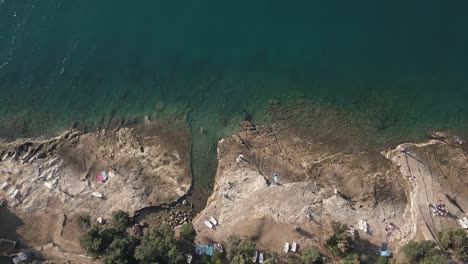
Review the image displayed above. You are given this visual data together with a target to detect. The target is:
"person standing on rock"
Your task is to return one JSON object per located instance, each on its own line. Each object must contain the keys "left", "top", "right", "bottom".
{"left": 400, "top": 147, "right": 408, "bottom": 154}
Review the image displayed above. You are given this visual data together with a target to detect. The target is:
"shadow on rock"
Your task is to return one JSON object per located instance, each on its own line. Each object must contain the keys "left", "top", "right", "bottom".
{"left": 352, "top": 238, "right": 381, "bottom": 262}
{"left": 0, "top": 207, "right": 24, "bottom": 255}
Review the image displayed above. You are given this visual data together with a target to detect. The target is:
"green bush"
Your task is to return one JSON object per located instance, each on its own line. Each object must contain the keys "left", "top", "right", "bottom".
{"left": 212, "top": 249, "right": 223, "bottom": 264}
{"left": 226, "top": 236, "right": 256, "bottom": 263}
{"left": 79, "top": 226, "right": 123, "bottom": 258}
{"left": 179, "top": 223, "right": 197, "bottom": 243}
{"left": 342, "top": 253, "right": 360, "bottom": 264}
{"left": 76, "top": 214, "right": 91, "bottom": 230}
{"left": 402, "top": 240, "right": 450, "bottom": 264}
{"left": 301, "top": 248, "right": 324, "bottom": 264}
{"left": 375, "top": 256, "right": 388, "bottom": 264}
{"left": 262, "top": 255, "right": 279, "bottom": 264}
{"left": 439, "top": 228, "right": 466, "bottom": 249}
{"left": 438, "top": 228, "right": 468, "bottom": 262}
{"left": 111, "top": 210, "right": 132, "bottom": 232}
{"left": 79, "top": 227, "right": 105, "bottom": 257}
{"left": 198, "top": 256, "right": 212, "bottom": 264}
{"left": 134, "top": 224, "right": 184, "bottom": 264}
{"left": 455, "top": 237, "right": 468, "bottom": 262}
{"left": 103, "top": 237, "right": 139, "bottom": 264}
{"left": 325, "top": 222, "right": 353, "bottom": 257}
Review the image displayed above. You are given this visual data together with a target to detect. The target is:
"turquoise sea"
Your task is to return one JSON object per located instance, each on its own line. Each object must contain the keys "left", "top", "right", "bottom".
{"left": 1, "top": 0, "right": 468, "bottom": 198}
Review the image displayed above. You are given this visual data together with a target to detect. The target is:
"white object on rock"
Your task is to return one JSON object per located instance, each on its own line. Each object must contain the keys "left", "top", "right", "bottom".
{"left": 44, "top": 181, "right": 55, "bottom": 189}
{"left": 6, "top": 187, "right": 15, "bottom": 196}
{"left": 236, "top": 154, "right": 244, "bottom": 163}
{"left": 458, "top": 217, "right": 468, "bottom": 229}
{"left": 358, "top": 219, "right": 368, "bottom": 233}
{"left": 209, "top": 216, "right": 218, "bottom": 226}
{"left": 283, "top": 242, "right": 290, "bottom": 253}
{"left": 252, "top": 251, "right": 258, "bottom": 263}
{"left": 9, "top": 189, "right": 19, "bottom": 199}
{"left": 0, "top": 182, "right": 8, "bottom": 190}
{"left": 204, "top": 220, "right": 213, "bottom": 229}
{"left": 291, "top": 242, "right": 297, "bottom": 252}
{"left": 92, "top": 192, "right": 103, "bottom": 198}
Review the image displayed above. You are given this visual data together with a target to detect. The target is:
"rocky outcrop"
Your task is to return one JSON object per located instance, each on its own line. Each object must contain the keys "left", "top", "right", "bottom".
{"left": 0, "top": 121, "right": 191, "bottom": 219}
{"left": 193, "top": 122, "right": 468, "bottom": 259}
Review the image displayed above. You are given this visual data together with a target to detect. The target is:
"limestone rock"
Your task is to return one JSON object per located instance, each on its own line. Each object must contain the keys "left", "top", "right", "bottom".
{"left": 239, "top": 120, "right": 256, "bottom": 131}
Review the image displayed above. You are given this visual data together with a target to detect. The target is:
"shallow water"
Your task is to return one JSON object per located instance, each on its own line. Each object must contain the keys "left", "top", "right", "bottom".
{"left": 1, "top": 0, "right": 468, "bottom": 197}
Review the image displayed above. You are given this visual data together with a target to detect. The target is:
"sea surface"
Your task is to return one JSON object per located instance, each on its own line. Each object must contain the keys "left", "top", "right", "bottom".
{"left": 1, "top": 0, "right": 468, "bottom": 198}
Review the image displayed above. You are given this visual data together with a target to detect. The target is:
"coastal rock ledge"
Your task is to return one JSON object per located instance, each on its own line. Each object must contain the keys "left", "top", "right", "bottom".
{"left": 194, "top": 125, "right": 468, "bottom": 261}
{"left": 0, "top": 122, "right": 191, "bottom": 251}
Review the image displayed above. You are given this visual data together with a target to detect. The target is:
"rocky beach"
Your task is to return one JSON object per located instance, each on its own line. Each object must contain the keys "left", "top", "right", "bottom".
{"left": 0, "top": 100, "right": 467, "bottom": 263}
{"left": 2, "top": 1, "right": 468, "bottom": 262}
{"left": 0, "top": 120, "right": 192, "bottom": 261}
{"left": 192, "top": 102, "right": 468, "bottom": 262}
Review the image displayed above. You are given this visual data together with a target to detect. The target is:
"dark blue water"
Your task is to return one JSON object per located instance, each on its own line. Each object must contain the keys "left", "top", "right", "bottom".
{"left": 1, "top": 0, "right": 468, "bottom": 197}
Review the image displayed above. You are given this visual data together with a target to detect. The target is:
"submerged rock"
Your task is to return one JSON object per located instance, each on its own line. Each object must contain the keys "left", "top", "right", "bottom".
{"left": 155, "top": 101, "right": 166, "bottom": 111}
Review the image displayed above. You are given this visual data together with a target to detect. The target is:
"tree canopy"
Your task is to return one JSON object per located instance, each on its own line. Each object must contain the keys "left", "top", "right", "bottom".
{"left": 102, "top": 237, "right": 139, "bottom": 264}
{"left": 325, "top": 222, "right": 353, "bottom": 257}
{"left": 226, "top": 236, "right": 256, "bottom": 263}
{"left": 402, "top": 240, "right": 450, "bottom": 264}
{"left": 438, "top": 228, "right": 468, "bottom": 262}
{"left": 134, "top": 223, "right": 185, "bottom": 264}
{"left": 79, "top": 226, "right": 121, "bottom": 257}
{"left": 179, "top": 223, "right": 197, "bottom": 243}
{"left": 111, "top": 210, "right": 132, "bottom": 232}
{"left": 301, "top": 248, "right": 324, "bottom": 264}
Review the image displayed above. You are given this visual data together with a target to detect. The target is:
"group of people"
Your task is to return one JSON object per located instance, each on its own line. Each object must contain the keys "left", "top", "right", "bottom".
{"left": 431, "top": 203, "right": 449, "bottom": 218}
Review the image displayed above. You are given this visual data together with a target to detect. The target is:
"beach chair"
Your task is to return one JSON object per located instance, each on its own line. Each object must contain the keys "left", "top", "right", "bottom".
{"left": 291, "top": 242, "right": 297, "bottom": 252}
{"left": 209, "top": 216, "right": 218, "bottom": 226}
{"left": 458, "top": 217, "right": 468, "bottom": 229}
{"left": 252, "top": 251, "right": 258, "bottom": 263}
{"left": 204, "top": 220, "right": 213, "bottom": 229}
{"left": 283, "top": 242, "right": 290, "bottom": 253}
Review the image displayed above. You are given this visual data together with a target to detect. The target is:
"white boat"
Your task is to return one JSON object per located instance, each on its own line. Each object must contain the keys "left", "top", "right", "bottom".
{"left": 204, "top": 220, "right": 213, "bottom": 229}
{"left": 283, "top": 242, "right": 290, "bottom": 253}
{"left": 258, "top": 253, "right": 264, "bottom": 263}
{"left": 291, "top": 242, "right": 297, "bottom": 252}
{"left": 209, "top": 216, "right": 218, "bottom": 226}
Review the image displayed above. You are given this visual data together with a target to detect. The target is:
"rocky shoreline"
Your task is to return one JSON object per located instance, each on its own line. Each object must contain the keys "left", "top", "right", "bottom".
{"left": 0, "top": 120, "right": 192, "bottom": 256}
{"left": 1, "top": 107, "right": 467, "bottom": 262}
{"left": 192, "top": 118, "right": 468, "bottom": 262}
